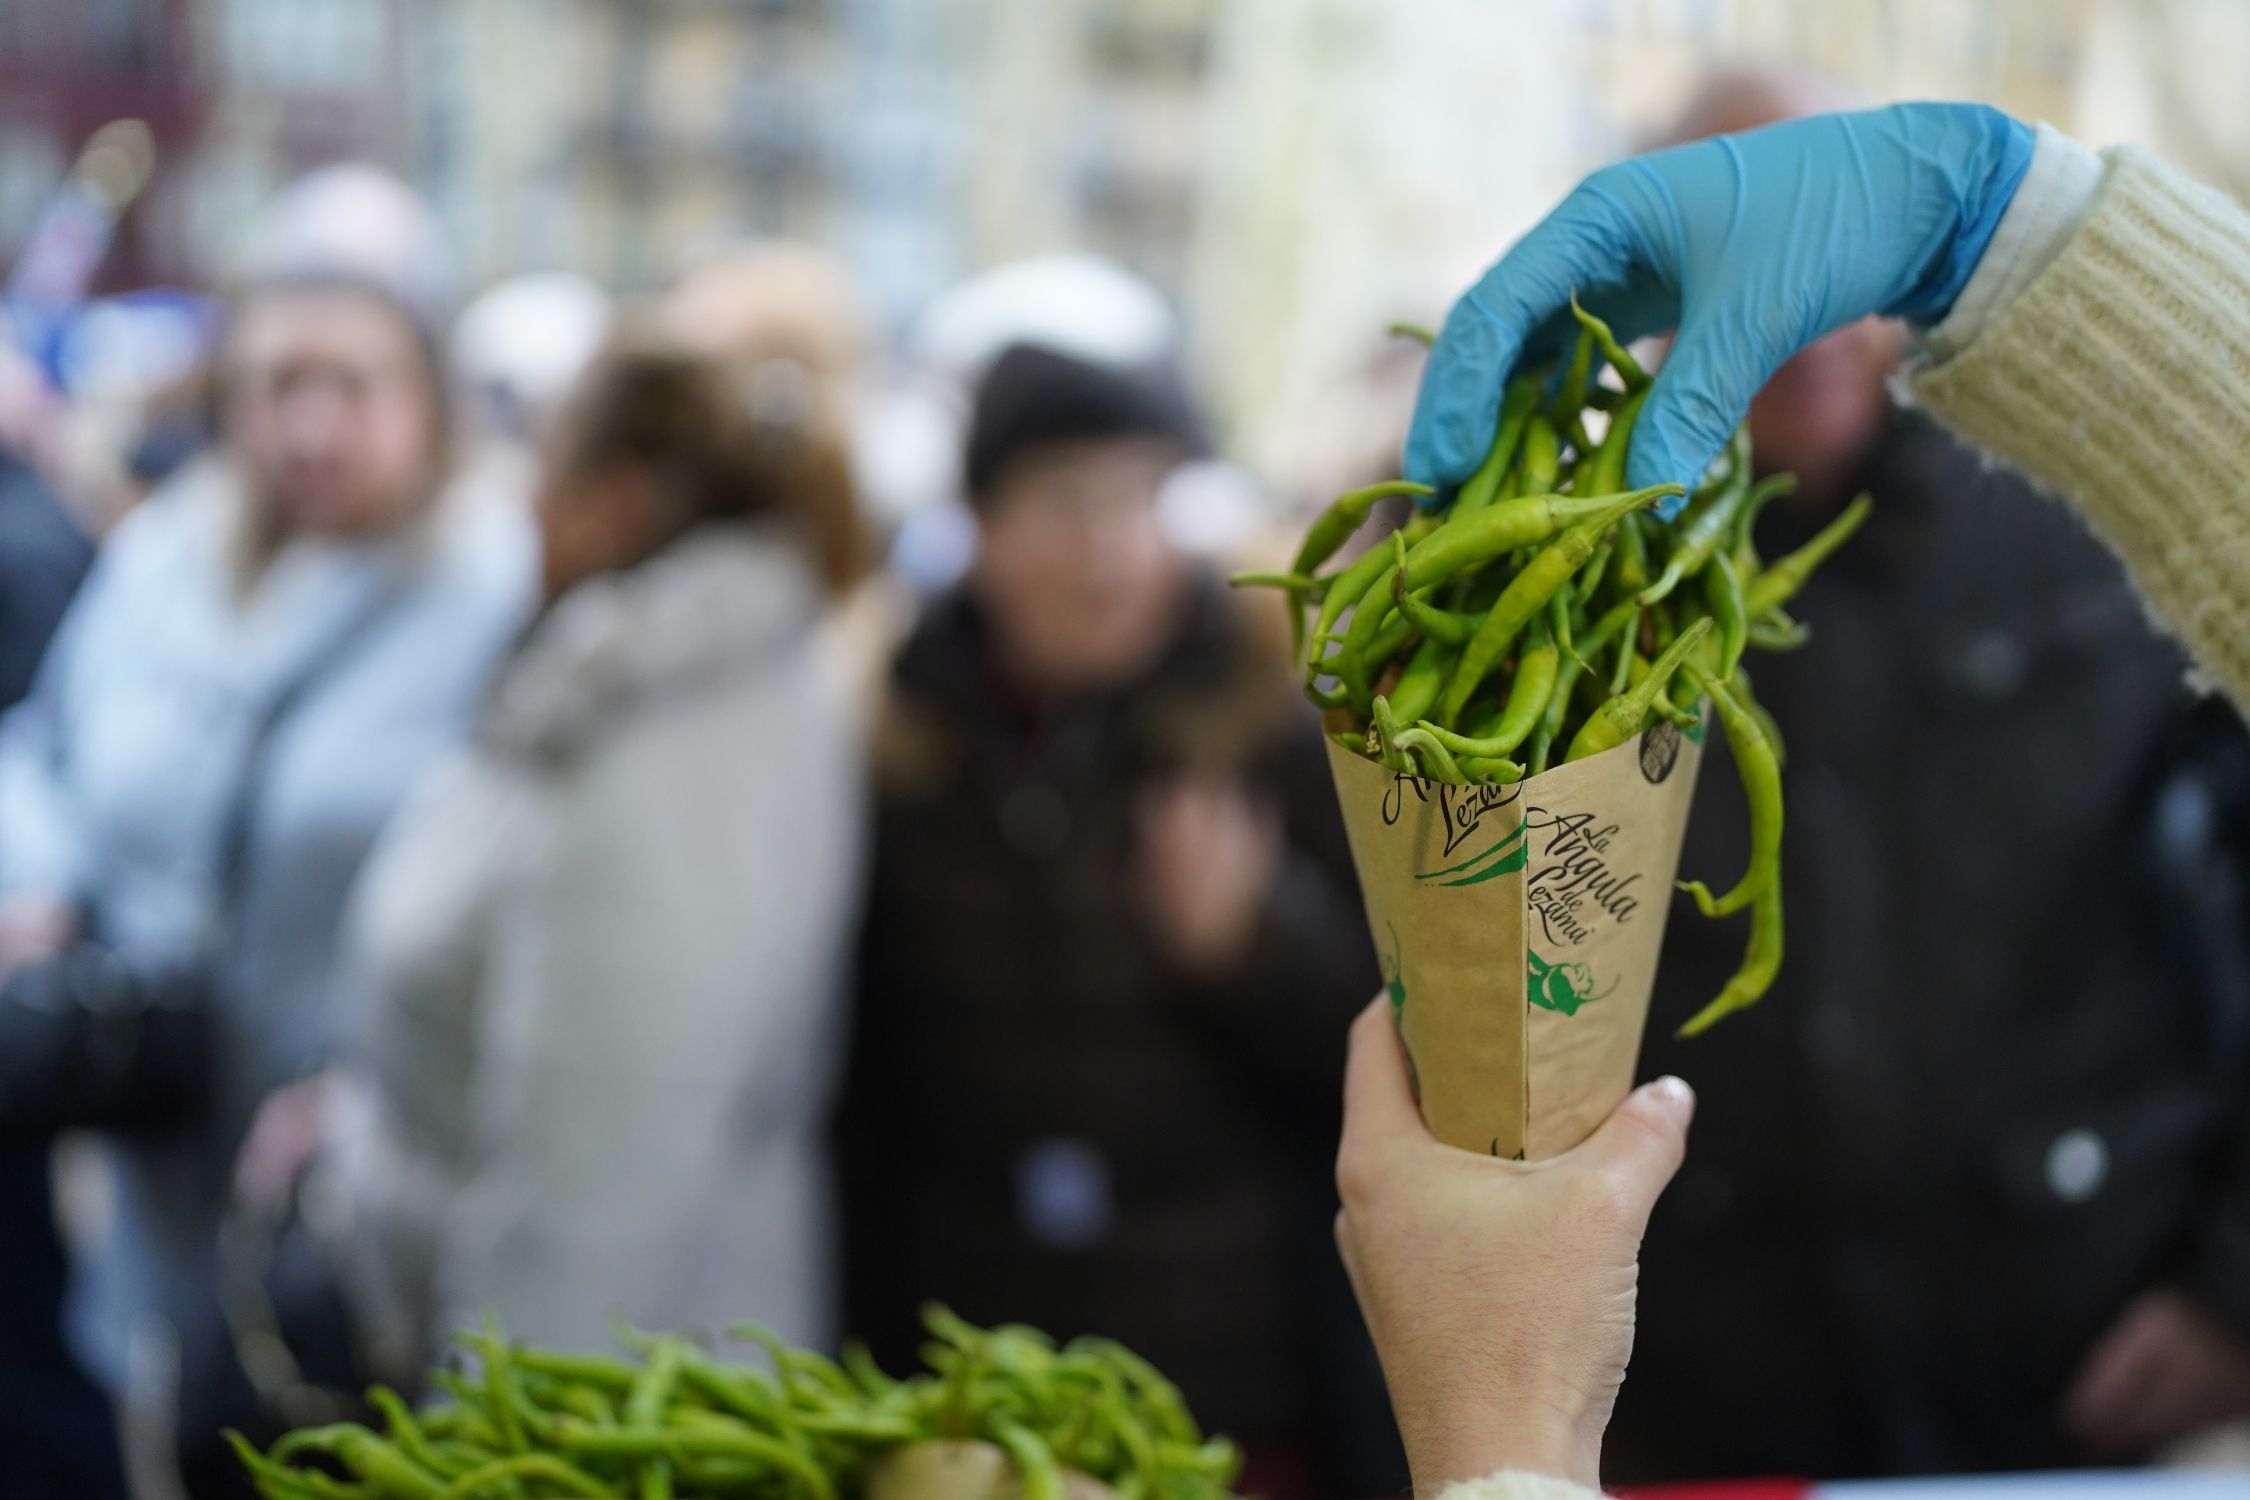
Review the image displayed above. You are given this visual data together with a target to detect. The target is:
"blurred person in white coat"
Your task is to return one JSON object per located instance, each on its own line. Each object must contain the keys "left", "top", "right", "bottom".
{"left": 0, "top": 267, "right": 535, "bottom": 1383}
{"left": 316, "top": 334, "right": 869, "bottom": 1366}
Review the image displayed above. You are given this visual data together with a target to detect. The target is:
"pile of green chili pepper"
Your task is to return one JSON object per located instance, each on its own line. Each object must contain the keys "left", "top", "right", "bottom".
{"left": 1237, "top": 304, "right": 1870, "bottom": 1036}
{"left": 230, "top": 1308, "right": 1243, "bottom": 1500}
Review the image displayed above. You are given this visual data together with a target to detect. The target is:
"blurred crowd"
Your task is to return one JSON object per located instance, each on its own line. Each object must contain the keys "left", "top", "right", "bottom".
{"left": 2, "top": 67, "right": 2249, "bottom": 1500}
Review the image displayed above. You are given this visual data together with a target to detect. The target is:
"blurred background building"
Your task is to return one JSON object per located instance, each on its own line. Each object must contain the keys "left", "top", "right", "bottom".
{"left": 8, "top": 0, "right": 2248, "bottom": 486}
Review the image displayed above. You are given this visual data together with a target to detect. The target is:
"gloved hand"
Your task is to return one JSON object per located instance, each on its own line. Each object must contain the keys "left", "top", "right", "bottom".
{"left": 1404, "top": 103, "right": 2035, "bottom": 501}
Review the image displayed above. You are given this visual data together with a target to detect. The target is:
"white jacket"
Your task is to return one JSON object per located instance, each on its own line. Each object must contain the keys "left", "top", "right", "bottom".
{"left": 0, "top": 459, "right": 536, "bottom": 1388}
{"left": 332, "top": 523, "right": 866, "bottom": 1362}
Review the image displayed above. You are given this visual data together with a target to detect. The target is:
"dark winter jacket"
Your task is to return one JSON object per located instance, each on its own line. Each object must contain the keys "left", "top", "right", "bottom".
{"left": 840, "top": 573, "right": 1379, "bottom": 1455}
{"left": 0, "top": 457, "right": 122, "bottom": 1500}
{"left": 1609, "top": 411, "right": 2250, "bottom": 1480}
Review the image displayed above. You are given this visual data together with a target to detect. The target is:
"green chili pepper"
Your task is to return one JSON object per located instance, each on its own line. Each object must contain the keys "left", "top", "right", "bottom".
{"left": 1385, "top": 633, "right": 1458, "bottom": 725}
{"left": 1386, "top": 320, "right": 1437, "bottom": 346}
{"left": 513, "top": 1350, "right": 638, "bottom": 1391}
{"left": 1343, "top": 612, "right": 1416, "bottom": 689}
{"left": 1738, "top": 671, "right": 1788, "bottom": 768}
{"left": 1527, "top": 596, "right": 1639, "bottom": 774}
{"left": 1703, "top": 549, "right": 1749, "bottom": 677}
{"left": 1676, "top": 877, "right": 1783, "bottom": 1038}
{"left": 1677, "top": 665, "right": 1782, "bottom": 919}
{"left": 1391, "top": 727, "right": 1467, "bottom": 784}
{"left": 1461, "top": 754, "right": 1528, "bottom": 782}
{"left": 1451, "top": 373, "right": 1546, "bottom": 521}
{"left": 1226, "top": 569, "right": 1327, "bottom": 597}
{"left": 1553, "top": 321, "right": 1595, "bottom": 430}
{"left": 1289, "top": 480, "right": 1437, "bottom": 580}
{"left": 1568, "top": 293, "right": 1648, "bottom": 389}
{"left": 794, "top": 1409, "right": 920, "bottom": 1440}
{"left": 1578, "top": 597, "right": 1642, "bottom": 657}
{"left": 1744, "top": 494, "right": 1871, "bottom": 616}
{"left": 271, "top": 1427, "right": 424, "bottom": 1497}
{"left": 1305, "top": 513, "right": 1436, "bottom": 675}
{"left": 1430, "top": 485, "right": 1680, "bottom": 727}
{"left": 561, "top": 1425, "right": 838, "bottom": 1500}
{"left": 1639, "top": 432, "right": 1753, "bottom": 604}
{"left": 1745, "top": 616, "right": 1811, "bottom": 651}
{"left": 1730, "top": 471, "right": 1798, "bottom": 576}
{"left": 1337, "top": 484, "right": 1677, "bottom": 709}
{"left": 1627, "top": 653, "right": 1703, "bottom": 728}
{"left": 1547, "top": 592, "right": 1587, "bottom": 675}
{"left": 624, "top": 1336, "right": 686, "bottom": 1500}
{"left": 368, "top": 1388, "right": 473, "bottom": 1482}
{"left": 1369, "top": 695, "right": 1409, "bottom": 773}
{"left": 1579, "top": 384, "right": 1647, "bottom": 497}
{"left": 1608, "top": 625, "right": 1635, "bottom": 696}
{"left": 1414, "top": 625, "right": 1556, "bottom": 762}
{"left": 433, "top": 1454, "right": 613, "bottom": 1500}
{"left": 1563, "top": 618, "right": 1712, "bottom": 763}
{"left": 1518, "top": 414, "right": 1562, "bottom": 495}
{"left": 463, "top": 1324, "right": 558, "bottom": 1449}
{"left": 1387, "top": 534, "right": 1480, "bottom": 645}
{"left": 841, "top": 1339, "right": 896, "bottom": 1399}
{"left": 1268, "top": 481, "right": 1431, "bottom": 663}
{"left": 225, "top": 1434, "right": 353, "bottom": 1500}
{"left": 1574, "top": 531, "right": 1616, "bottom": 607}
{"left": 422, "top": 1382, "right": 505, "bottom": 1452}
{"left": 990, "top": 1417, "right": 1065, "bottom": 1500}
{"left": 1613, "top": 509, "right": 1651, "bottom": 592}
{"left": 1070, "top": 1338, "right": 1200, "bottom": 1444}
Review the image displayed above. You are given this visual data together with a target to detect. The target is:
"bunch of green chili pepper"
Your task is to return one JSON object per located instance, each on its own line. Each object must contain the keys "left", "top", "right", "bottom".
{"left": 230, "top": 1308, "right": 1243, "bottom": 1500}
{"left": 1235, "top": 304, "right": 1871, "bottom": 1035}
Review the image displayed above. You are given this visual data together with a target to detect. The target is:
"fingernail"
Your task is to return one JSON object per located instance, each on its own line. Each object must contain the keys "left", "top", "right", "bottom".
{"left": 1648, "top": 1075, "right": 1696, "bottom": 1125}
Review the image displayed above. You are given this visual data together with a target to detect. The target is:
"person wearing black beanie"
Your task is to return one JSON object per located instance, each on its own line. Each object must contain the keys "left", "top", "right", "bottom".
{"left": 961, "top": 342, "right": 1210, "bottom": 508}
{"left": 842, "top": 342, "right": 1392, "bottom": 1498}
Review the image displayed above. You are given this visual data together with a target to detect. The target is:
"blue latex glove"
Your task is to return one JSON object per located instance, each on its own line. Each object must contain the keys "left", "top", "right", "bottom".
{"left": 1404, "top": 103, "right": 2035, "bottom": 506}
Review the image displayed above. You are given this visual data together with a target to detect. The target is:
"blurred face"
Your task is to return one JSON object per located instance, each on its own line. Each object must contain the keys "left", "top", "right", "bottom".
{"left": 223, "top": 289, "right": 442, "bottom": 539}
{"left": 971, "top": 438, "right": 1187, "bottom": 694}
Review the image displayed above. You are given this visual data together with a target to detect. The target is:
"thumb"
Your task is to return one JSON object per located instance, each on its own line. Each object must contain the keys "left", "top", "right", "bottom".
{"left": 1571, "top": 1075, "right": 1695, "bottom": 1219}
{"left": 1625, "top": 309, "right": 1782, "bottom": 497}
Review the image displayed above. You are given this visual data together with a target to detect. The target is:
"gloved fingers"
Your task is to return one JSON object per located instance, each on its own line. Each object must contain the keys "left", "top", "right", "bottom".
{"left": 1403, "top": 182, "right": 1656, "bottom": 490}
{"left": 1623, "top": 305, "right": 1791, "bottom": 495}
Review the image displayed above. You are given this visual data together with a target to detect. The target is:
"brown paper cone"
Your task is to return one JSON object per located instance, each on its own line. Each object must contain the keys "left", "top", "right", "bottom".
{"left": 1327, "top": 717, "right": 1705, "bottom": 1159}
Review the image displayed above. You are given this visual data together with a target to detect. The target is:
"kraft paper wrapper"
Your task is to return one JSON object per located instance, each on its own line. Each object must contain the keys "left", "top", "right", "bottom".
{"left": 1327, "top": 718, "right": 1704, "bottom": 1159}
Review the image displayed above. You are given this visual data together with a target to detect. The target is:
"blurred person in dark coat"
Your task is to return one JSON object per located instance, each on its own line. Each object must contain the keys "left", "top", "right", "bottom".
{"left": 1607, "top": 70, "right": 2250, "bottom": 1482}
{"left": 0, "top": 452, "right": 122, "bottom": 1499}
{"left": 840, "top": 343, "right": 1381, "bottom": 1497}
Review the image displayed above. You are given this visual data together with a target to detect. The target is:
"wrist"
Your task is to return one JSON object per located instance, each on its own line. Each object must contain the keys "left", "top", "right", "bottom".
{"left": 1916, "top": 122, "right": 2104, "bottom": 359}
{"left": 1884, "top": 103, "right": 2037, "bottom": 322}
{"left": 1399, "top": 1388, "right": 1601, "bottom": 1494}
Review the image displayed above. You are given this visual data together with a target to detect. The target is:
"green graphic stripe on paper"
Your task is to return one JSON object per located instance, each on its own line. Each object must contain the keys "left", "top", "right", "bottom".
{"left": 1416, "top": 817, "right": 1528, "bottom": 886}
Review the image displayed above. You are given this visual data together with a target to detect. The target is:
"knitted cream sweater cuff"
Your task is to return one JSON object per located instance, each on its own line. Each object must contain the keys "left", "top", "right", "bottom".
{"left": 1919, "top": 122, "right": 2103, "bottom": 360}
{"left": 1911, "top": 145, "right": 2250, "bottom": 708}
{"left": 1433, "top": 1469, "right": 1606, "bottom": 1500}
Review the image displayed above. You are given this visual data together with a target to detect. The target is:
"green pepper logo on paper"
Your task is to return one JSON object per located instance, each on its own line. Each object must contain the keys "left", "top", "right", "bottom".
{"left": 1526, "top": 950, "right": 1615, "bottom": 1016}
